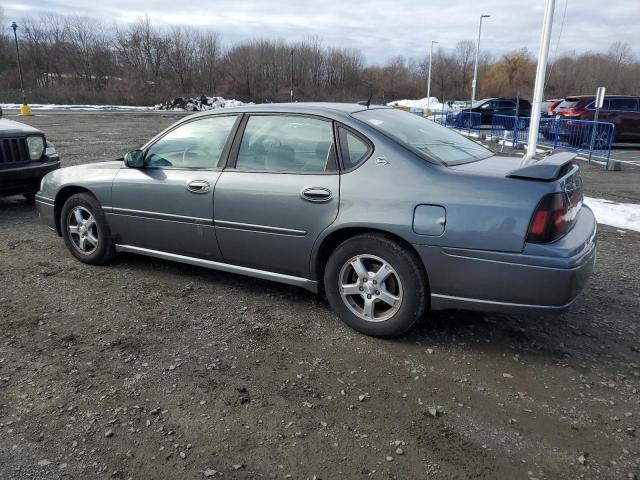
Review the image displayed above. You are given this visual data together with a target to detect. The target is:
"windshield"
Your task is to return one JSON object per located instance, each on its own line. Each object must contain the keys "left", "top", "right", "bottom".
{"left": 353, "top": 108, "right": 494, "bottom": 166}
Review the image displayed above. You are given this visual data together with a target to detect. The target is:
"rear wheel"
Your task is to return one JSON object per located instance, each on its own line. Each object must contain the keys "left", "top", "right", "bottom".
{"left": 324, "top": 234, "right": 428, "bottom": 338}
{"left": 60, "top": 193, "right": 115, "bottom": 264}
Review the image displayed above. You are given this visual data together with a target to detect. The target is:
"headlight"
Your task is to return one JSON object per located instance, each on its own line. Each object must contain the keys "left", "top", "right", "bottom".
{"left": 26, "top": 136, "right": 45, "bottom": 160}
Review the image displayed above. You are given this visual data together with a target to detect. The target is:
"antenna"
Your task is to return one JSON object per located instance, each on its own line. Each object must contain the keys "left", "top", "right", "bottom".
{"left": 358, "top": 95, "right": 373, "bottom": 108}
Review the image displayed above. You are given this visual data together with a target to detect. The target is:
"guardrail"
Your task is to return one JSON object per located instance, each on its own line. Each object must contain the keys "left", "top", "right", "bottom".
{"left": 489, "top": 114, "right": 616, "bottom": 164}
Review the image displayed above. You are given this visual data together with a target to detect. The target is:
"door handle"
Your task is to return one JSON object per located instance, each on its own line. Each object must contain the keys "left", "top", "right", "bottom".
{"left": 301, "top": 187, "right": 332, "bottom": 203}
{"left": 186, "top": 179, "right": 210, "bottom": 194}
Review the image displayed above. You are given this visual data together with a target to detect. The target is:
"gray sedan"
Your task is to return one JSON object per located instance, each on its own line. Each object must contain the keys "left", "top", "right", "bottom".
{"left": 36, "top": 103, "right": 596, "bottom": 337}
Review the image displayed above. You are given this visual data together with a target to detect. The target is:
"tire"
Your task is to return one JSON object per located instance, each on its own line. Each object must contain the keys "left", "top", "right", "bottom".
{"left": 324, "top": 234, "right": 428, "bottom": 338}
{"left": 60, "top": 192, "right": 116, "bottom": 265}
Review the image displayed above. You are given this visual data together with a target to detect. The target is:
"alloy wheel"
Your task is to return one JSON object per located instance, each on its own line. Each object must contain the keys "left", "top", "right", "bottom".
{"left": 338, "top": 254, "right": 403, "bottom": 322}
{"left": 67, "top": 206, "right": 99, "bottom": 255}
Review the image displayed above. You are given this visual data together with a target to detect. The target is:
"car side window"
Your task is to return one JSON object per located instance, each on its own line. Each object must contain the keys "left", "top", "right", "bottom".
{"left": 499, "top": 101, "right": 516, "bottom": 109}
{"left": 608, "top": 98, "right": 638, "bottom": 111}
{"left": 338, "top": 127, "right": 370, "bottom": 169}
{"left": 235, "top": 115, "right": 333, "bottom": 173}
{"left": 145, "top": 115, "right": 237, "bottom": 169}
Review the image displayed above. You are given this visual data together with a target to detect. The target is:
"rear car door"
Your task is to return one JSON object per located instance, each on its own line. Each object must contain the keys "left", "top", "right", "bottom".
{"left": 607, "top": 97, "right": 640, "bottom": 142}
{"left": 109, "top": 114, "right": 239, "bottom": 259}
{"left": 498, "top": 100, "right": 517, "bottom": 116}
{"left": 213, "top": 114, "right": 339, "bottom": 278}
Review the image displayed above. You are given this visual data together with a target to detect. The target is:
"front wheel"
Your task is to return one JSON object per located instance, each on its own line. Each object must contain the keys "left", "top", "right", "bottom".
{"left": 60, "top": 192, "right": 116, "bottom": 264}
{"left": 324, "top": 234, "right": 428, "bottom": 338}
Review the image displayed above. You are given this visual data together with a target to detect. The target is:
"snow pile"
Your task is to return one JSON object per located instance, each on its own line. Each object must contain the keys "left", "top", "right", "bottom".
{"left": 154, "top": 96, "right": 247, "bottom": 111}
{"left": 0, "top": 103, "right": 153, "bottom": 111}
{"left": 584, "top": 196, "right": 640, "bottom": 233}
{"left": 386, "top": 97, "right": 451, "bottom": 113}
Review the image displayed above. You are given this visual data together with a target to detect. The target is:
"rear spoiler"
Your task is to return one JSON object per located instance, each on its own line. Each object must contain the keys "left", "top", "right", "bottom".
{"left": 506, "top": 151, "right": 578, "bottom": 181}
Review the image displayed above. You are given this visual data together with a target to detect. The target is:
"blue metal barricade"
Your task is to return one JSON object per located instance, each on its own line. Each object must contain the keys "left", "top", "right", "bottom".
{"left": 425, "top": 110, "right": 481, "bottom": 136}
{"left": 489, "top": 114, "right": 615, "bottom": 163}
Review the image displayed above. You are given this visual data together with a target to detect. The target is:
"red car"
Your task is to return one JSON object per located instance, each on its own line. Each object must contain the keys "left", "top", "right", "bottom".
{"left": 554, "top": 95, "right": 640, "bottom": 143}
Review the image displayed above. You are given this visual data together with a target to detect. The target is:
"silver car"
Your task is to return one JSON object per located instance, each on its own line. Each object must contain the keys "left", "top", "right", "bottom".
{"left": 36, "top": 104, "right": 596, "bottom": 337}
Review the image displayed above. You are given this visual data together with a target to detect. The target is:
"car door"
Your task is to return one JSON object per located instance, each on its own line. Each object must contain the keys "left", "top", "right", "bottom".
{"left": 213, "top": 114, "right": 339, "bottom": 278}
{"left": 499, "top": 100, "right": 517, "bottom": 117}
{"left": 109, "top": 114, "right": 239, "bottom": 259}
{"left": 607, "top": 97, "right": 640, "bottom": 142}
{"left": 479, "top": 100, "right": 498, "bottom": 123}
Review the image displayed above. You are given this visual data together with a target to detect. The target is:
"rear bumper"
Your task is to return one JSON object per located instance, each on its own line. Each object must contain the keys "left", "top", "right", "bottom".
{"left": 416, "top": 206, "right": 597, "bottom": 313}
{"left": 0, "top": 158, "right": 60, "bottom": 196}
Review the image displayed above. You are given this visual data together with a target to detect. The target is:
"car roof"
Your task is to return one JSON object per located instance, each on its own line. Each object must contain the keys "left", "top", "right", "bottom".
{"left": 564, "top": 95, "right": 639, "bottom": 100}
{"left": 185, "top": 102, "right": 384, "bottom": 121}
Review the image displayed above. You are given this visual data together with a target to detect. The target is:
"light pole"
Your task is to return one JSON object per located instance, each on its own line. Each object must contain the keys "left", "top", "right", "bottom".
{"left": 426, "top": 40, "right": 438, "bottom": 106}
{"left": 10, "top": 21, "right": 32, "bottom": 116}
{"left": 522, "top": 0, "right": 555, "bottom": 165}
{"left": 470, "top": 14, "right": 490, "bottom": 108}
{"left": 290, "top": 48, "right": 294, "bottom": 102}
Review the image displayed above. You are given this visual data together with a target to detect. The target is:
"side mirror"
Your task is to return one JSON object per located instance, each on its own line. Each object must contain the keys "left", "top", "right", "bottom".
{"left": 124, "top": 149, "right": 144, "bottom": 168}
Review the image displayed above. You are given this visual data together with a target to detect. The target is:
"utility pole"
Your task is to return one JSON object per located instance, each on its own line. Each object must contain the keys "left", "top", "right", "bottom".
{"left": 470, "top": 15, "right": 490, "bottom": 108}
{"left": 290, "top": 48, "right": 294, "bottom": 102}
{"left": 10, "top": 21, "right": 32, "bottom": 115}
{"left": 522, "top": 0, "right": 555, "bottom": 165}
{"left": 426, "top": 40, "right": 438, "bottom": 106}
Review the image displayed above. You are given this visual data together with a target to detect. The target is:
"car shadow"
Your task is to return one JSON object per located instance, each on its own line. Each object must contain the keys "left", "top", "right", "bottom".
{"left": 110, "top": 251, "right": 634, "bottom": 374}
{"left": 0, "top": 195, "right": 38, "bottom": 220}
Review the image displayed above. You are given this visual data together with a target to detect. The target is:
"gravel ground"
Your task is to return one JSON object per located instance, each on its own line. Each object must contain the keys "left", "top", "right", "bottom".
{"left": 1, "top": 111, "right": 639, "bottom": 480}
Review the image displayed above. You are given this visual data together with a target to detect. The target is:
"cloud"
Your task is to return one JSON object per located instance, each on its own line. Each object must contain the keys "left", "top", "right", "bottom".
{"left": 2, "top": 0, "right": 637, "bottom": 64}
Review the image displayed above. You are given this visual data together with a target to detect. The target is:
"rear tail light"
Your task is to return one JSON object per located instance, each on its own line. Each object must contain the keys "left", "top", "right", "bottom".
{"left": 527, "top": 192, "right": 580, "bottom": 243}
{"left": 559, "top": 108, "right": 586, "bottom": 118}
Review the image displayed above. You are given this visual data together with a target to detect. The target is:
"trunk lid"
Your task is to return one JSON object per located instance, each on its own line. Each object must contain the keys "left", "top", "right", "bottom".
{"left": 450, "top": 151, "right": 578, "bottom": 182}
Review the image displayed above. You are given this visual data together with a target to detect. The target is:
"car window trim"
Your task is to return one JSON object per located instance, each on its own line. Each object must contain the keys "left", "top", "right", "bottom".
{"left": 141, "top": 113, "right": 241, "bottom": 171}
{"left": 586, "top": 97, "right": 639, "bottom": 112}
{"left": 334, "top": 122, "right": 374, "bottom": 173}
{"left": 225, "top": 112, "right": 339, "bottom": 175}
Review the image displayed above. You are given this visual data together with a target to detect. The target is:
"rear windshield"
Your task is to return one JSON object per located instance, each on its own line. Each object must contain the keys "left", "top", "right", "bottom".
{"left": 557, "top": 98, "right": 582, "bottom": 109}
{"left": 352, "top": 108, "right": 494, "bottom": 166}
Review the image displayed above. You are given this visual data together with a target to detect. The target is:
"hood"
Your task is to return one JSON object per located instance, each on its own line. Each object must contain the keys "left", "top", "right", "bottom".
{"left": 0, "top": 118, "right": 44, "bottom": 137}
{"left": 72, "top": 159, "right": 123, "bottom": 170}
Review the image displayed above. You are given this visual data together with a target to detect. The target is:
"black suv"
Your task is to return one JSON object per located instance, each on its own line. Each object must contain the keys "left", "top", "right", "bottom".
{"left": 0, "top": 107, "right": 60, "bottom": 200}
{"left": 467, "top": 97, "right": 532, "bottom": 124}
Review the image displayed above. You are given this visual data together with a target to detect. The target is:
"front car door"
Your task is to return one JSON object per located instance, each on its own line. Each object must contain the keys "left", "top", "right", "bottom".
{"left": 213, "top": 114, "right": 339, "bottom": 278}
{"left": 108, "top": 114, "right": 239, "bottom": 259}
{"left": 478, "top": 100, "right": 499, "bottom": 123}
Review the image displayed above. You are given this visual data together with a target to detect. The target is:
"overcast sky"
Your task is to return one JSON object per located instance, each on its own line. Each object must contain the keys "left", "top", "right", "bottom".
{"left": 3, "top": 0, "right": 638, "bottom": 63}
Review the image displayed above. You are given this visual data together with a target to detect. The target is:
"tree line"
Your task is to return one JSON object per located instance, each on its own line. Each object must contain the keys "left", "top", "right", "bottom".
{"left": 0, "top": 12, "right": 638, "bottom": 106}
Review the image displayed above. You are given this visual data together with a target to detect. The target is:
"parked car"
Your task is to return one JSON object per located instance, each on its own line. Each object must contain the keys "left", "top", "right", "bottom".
{"left": 541, "top": 98, "right": 563, "bottom": 117}
{"left": 457, "top": 97, "right": 532, "bottom": 127}
{"left": 0, "top": 107, "right": 60, "bottom": 199}
{"left": 554, "top": 95, "right": 640, "bottom": 143}
{"left": 36, "top": 104, "right": 596, "bottom": 337}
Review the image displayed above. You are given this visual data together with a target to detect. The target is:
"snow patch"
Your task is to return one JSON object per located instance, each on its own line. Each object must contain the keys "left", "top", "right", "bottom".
{"left": 386, "top": 97, "right": 462, "bottom": 115}
{"left": 1, "top": 103, "right": 153, "bottom": 111}
{"left": 584, "top": 196, "right": 640, "bottom": 233}
{"left": 386, "top": 97, "right": 450, "bottom": 112}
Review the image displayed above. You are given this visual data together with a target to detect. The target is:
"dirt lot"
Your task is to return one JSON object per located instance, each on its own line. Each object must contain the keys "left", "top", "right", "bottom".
{"left": 1, "top": 111, "right": 639, "bottom": 480}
